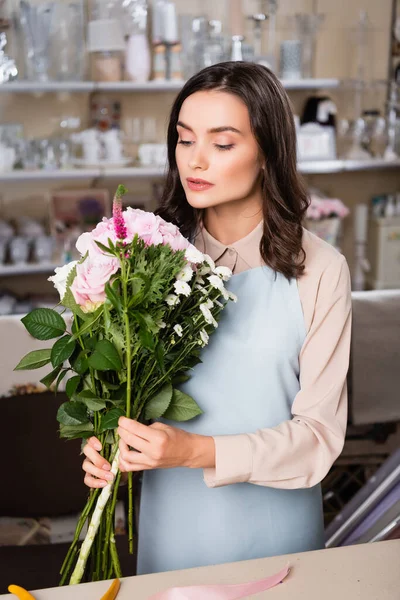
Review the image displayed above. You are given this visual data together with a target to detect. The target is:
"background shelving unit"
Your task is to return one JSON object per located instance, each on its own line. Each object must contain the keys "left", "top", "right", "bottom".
{"left": 0, "top": 78, "right": 341, "bottom": 94}
{"left": 0, "top": 159, "right": 399, "bottom": 183}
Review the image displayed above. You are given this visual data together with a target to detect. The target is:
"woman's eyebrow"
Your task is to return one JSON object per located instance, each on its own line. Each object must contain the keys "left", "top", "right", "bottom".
{"left": 177, "top": 121, "right": 243, "bottom": 135}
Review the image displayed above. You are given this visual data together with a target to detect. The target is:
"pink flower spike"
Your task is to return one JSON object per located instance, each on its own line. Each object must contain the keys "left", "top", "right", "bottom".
{"left": 113, "top": 184, "right": 128, "bottom": 240}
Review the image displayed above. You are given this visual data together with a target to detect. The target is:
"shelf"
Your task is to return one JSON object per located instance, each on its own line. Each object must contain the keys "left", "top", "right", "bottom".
{"left": 0, "top": 81, "right": 94, "bottom": 93}
{"left": 0, "top": 78, "right": 340, "bottom": 94}
{"left": 0, "top": 168, "right": 100, "bottom": 181}
{"left": 0, "top": 159, "right": 399, "bottom": 182}
{"left": 298, "top": 158, "right": 400, "bottom": 174}
{"left": 0, "top": 262, "right": 59, "bottom": 276}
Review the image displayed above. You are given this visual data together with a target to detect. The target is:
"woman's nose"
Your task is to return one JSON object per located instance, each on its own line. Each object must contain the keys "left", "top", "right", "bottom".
{"left": 188, "top": 145, "right": 209, "bottom": 171}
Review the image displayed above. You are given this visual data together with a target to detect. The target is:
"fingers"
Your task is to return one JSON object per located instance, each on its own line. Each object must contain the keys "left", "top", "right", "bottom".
{"left": 118, "top": 439, "right": 152, "bottom": 471}
{"left": 87, "top": 436, "right": 102, "bottom": 451}
{"left": 82, "top": 443, "right": 111, "bottom": 471}
{"left": 82, "top": 437, "right": 112, "bottom": 489}
{"left": 83, "top": 458, "right": 114, "bottom": 481}
{"left": 84, "top": 473, "right": 110, "bottom": 488}
{"left": 118, "top": 417, "right": 152, "bottom": 441}
{"left": 117, "top": 426, "right": 150, "bottom": 454}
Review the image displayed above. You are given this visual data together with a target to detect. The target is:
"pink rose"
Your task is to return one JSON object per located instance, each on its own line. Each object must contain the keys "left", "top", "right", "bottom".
{"left": 70, "top": 255, "right": 119, "bottom": 313}
{"left": 157, "top": 220, "right": 190, "bottom": 252}
{"left": 124, "top": 208, "right": 163, "bottom": 246}
{"left": 76, "top": 218, "right": 120, "bottom": 258}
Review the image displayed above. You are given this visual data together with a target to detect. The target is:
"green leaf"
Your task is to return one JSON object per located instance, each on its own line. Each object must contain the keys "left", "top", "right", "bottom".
{"left": 145, "top": 383, "right": 173, "bottom": 420}
{"left": 70, "top": 350, "right": 89, "bottom": 375}
{"left": 51, "top": 335, "right": 76, "bottom": 368}
{"left": 55, "top": 369, "right": 69, "bottom": 393}
{"left": 88, "top": 339, "right": 123, "bottom": 371}
{"left": 77, "top": 390, "right": 106, "bottom": 411}
{"left": 99, "top": 408, "right": 125, "bottom": 433}
{"left": 14, "top": 349, "right": 52, "bottom": 371}
{"left": 59, "top": 422, "right": 94, "bottom": 440}
{"left": 40, "top": 365, "right": 62, "bottom": 388}
{"left": 172, "top": 374, "right": 191, "bottom": 385}
{"left": 162, "top": 389, "right": 203, "bottom": 422}
{"left": 61, "top": 265, "right": 87, "bottom": 319}
{"left": 21, "top": 308, "right": 66, "bottom": 340}
{"left": 132, "top": 311, "right": 155, "bottom": 350}
{"left": 105, "top": 280, "right": 122, "bottom": 312}
{"left": 65, "top": 375, "right": 81, "bottom": 399}
{"left": 71, "top": 308, "right": 103, "bottom": 340}
{"left": 95, "top": 372, "right": 120, "bottom": 390}
{"left": 94, "top": 240, "right": 115, "bottom": 255}
{"left": 57, "top": 401, "right": 89, "bottom": 426}
{"left": 155, "top": 341, "right": 166, "bottom": 374}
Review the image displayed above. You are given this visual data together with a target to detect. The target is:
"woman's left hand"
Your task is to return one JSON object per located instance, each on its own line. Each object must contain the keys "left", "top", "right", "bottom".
{"left": 117, "top": 417, "right": 215, "bottom": 472}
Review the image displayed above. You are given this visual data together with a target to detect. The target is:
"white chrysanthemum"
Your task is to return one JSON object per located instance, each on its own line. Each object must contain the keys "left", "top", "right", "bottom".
{"left": 174, "top": 280, "right": 191, "bottom": 297}
{"left": 166, "top": 294, "right": 180, "bottom": 306}
{"left": 195, "top": 284, "right": 208, "bottom": 295}
{"left": 173, "top": 324, "right": 183, "bottom": 337}
{"left": 199, "top": 329, "right": 209, "bottom": 346}
{"left": 198, "top": 264, "right": 211, "bottom": 276}
{"left": 204, "top": 254, "right": 216, "bottom": 271}
{"left": 200, "top": 303, "right": 218, "bottom": 327}
{"left": 208, "top": 274, "right": 225, "bottom": 292}
{"left": 215, "top": 299, "right": 224, "bottom": 308}
{"left": 176, "top": 264, "right": 193, "bottom": 283}
{"left": 204, "top": 298, "right": 214, "bottom": 309}
{"left": 214, "top": 265, "right": 232, "bottom": 281}
{"left": 185, "top": 245, "right": 204, "bottom": 264}
{"left": 228, "top": 291, "right": 238, "bottom": 302}
{"left": 195, "top": 275, "right": 205, "bottom": 285}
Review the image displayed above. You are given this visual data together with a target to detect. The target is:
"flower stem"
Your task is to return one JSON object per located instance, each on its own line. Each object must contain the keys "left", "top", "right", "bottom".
{"left": 69, "top": 443, "right": 120, "bottom": 585}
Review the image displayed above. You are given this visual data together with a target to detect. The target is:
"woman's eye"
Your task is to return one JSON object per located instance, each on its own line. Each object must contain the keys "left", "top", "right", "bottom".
{"left": 215, "top": 144, "right": 234, "bottom": 151}
{"left": 178, "top": 140, "right": 193, "bottom": 146}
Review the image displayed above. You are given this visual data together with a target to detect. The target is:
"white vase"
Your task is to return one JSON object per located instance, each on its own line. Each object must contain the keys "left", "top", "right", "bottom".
{"left": 125, "top": 33, "right": 151, "bottom": 82}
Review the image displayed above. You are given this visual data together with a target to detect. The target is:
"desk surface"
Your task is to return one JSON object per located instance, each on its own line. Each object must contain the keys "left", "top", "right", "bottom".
{"left": 1, "top": 540, "right": 399, "bottom": 599}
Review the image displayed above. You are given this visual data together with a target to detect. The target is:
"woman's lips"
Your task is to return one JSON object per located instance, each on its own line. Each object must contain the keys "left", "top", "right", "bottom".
{"left": 186, "top": 178, "right": 214, "bottom": 192}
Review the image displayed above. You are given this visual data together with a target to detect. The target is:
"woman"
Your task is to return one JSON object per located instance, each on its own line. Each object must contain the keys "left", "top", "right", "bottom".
{"left": 82, "top": 62, "right": 352, "bottom": 575}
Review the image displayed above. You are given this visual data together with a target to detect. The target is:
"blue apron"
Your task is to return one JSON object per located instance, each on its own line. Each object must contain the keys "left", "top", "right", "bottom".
{"left": 137, "top": 266, "right": 325, "bottom": 574}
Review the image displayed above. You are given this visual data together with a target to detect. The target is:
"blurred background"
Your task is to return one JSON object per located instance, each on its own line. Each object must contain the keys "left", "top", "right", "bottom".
{"left": 0, "top": 0, "right": 399, "bottom": 592}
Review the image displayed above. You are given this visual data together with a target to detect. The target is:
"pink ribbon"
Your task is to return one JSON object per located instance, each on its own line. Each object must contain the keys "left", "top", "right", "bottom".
{"left": 147, "top": 565, "right": 290, "bottom": 600}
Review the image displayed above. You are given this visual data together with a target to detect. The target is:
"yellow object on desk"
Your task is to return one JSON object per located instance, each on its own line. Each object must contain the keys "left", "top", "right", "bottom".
{"left": 7, "top": 586, "right": 36, "bottom": 600}
{"left": 100, "top": 579, "right": 120, "bottom": 600}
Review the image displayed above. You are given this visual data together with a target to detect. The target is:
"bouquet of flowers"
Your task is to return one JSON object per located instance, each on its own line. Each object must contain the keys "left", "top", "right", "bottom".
{"left": 15, "top": 185, "right": 236, "bottom": 585}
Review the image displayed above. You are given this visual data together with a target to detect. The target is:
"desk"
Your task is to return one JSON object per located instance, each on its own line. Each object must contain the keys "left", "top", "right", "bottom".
{"left": 1, "top": 540, "right": 399, "bottom": 599}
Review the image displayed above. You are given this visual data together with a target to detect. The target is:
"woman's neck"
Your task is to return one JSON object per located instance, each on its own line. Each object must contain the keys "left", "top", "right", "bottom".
{"left": 203, "top": 200, "right": 263, "bottom": 246}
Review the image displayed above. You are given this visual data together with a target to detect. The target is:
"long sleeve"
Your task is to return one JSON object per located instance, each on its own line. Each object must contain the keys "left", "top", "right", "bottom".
{"left": 203, "top": 251, "right": 352, "bottom": 490}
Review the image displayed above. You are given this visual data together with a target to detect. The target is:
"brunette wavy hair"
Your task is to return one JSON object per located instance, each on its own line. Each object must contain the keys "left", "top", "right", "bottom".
{"left": 156, "top": 61, "right": 309, "bottom": 279}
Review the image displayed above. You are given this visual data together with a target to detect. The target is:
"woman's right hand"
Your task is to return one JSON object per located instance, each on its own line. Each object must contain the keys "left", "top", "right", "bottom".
{"left": 82, "top": 437, "right": 114, "bottom": 488}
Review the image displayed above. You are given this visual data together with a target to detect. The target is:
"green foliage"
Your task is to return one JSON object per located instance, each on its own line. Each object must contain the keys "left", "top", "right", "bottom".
{"left": 21, "top": 308, "right": 66, "bottom": 340}
{"left": 14, "top": 349, "right": 52, "bottom": 370}
{"left": 144, "top": 383, "right": 173, "bottom": 420}
{"left": 162, "top": 389, "right": 203, "bottom": 422}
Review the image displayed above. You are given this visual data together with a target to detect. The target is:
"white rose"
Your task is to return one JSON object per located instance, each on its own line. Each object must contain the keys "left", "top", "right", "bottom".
{"left": 48, "top": 261, "right": 78, "bottom": 301}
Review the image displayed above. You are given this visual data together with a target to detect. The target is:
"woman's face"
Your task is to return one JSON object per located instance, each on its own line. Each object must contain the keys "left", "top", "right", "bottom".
{"left": 175, "top": 90, "right": 264, "bottom": 212}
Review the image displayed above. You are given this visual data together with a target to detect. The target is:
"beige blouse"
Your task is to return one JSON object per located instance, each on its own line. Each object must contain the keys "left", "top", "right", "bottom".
{"left": 195, "top": 222, "right": 352, "bottom": 490}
